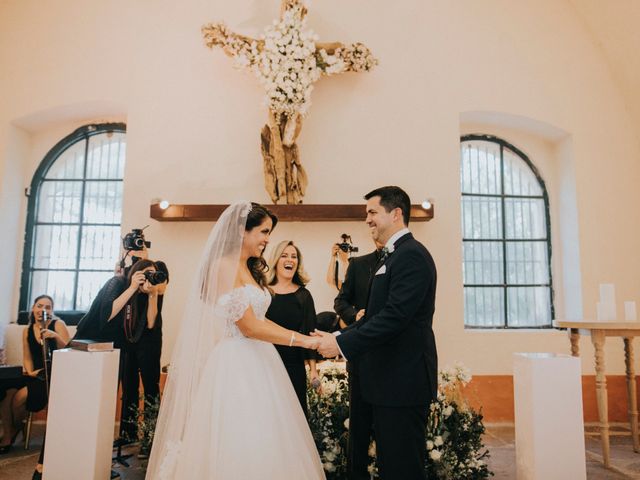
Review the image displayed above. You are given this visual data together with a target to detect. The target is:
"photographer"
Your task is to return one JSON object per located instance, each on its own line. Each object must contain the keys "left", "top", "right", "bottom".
{"left": 325, "top": 234, "right": 358, "bottom": 291}
{"left": 74, "top": 228, "right": 154, "bottom": 346}
{"left": 120, "top": 260, "right": 168, "bottom": 457}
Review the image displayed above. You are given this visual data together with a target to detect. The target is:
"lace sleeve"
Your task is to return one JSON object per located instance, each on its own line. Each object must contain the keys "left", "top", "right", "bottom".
{"left": 215, "top": 288, "right": 251, "bottom": 323}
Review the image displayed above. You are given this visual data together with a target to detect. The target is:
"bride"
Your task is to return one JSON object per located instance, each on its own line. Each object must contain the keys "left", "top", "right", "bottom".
{"left": 146, "top": 201, "right": 325, "bottom": 479}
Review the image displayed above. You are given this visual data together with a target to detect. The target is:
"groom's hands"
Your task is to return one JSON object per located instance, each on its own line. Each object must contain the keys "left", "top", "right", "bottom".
{"left": 312, "top": 329, "right": 340, "bottom": 358}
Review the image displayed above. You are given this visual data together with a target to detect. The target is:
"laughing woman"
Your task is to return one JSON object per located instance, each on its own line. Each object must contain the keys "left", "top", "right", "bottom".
{"left": 266, "top": 240, "right": 320, "bottom": 416}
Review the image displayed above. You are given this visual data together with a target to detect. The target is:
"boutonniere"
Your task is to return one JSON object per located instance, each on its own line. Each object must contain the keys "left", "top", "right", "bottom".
{"left": 380, "top": 244, "right": 394, "bottom": 262}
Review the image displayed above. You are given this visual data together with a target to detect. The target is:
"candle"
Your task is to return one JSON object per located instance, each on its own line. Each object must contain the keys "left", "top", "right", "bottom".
{"left": 624, "top": 301, "right": 637, "bottom": 322}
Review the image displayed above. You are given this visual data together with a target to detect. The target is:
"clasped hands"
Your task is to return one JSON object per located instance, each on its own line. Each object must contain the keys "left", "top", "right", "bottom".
{"left": 308, "top": 329, "right": 341, "bottom": 358}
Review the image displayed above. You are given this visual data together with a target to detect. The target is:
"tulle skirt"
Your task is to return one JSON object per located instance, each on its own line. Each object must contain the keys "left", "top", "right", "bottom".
{"left": 167, "top": 337, "right": 325, "bottom": 480}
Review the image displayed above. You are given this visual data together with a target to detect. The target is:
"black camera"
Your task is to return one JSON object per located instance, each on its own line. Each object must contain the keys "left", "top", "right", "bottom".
{"left": 144, "top": 270, "right": 167, "bottom": 285}
{"left": 123, "top": 228, "right": 151, "bottom": 251}
{"left": 337, "top": 233, "right": 358, "bottom": 253}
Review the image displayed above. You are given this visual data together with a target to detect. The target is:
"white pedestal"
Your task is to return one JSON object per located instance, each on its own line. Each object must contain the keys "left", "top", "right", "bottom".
{"left": 43, "top": 349, "right": 120, "bottom": 480}
{"left": 513, "top": 353, "right": 586, "bottom": 480}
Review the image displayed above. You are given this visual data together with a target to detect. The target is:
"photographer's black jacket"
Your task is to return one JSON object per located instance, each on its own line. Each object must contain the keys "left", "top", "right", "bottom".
{"left": 74, "top": 275, "right": 128, "bottom": 347}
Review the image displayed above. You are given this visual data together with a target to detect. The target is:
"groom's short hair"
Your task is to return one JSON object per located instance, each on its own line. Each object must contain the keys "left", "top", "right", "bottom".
{"left": 364, "top": 186, "right": 411, "bottom": 226}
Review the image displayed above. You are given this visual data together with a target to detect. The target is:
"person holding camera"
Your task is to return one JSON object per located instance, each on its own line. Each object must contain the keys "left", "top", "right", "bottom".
{"left": 119, "top": 260, "right": 167, "bottom": 453}
{"left": 326, "top": 236, "right": 354, "bottom": 290}
{"left": 266, "top": 240, "right": 320, "bottom": 416}
{"left": 74, "top": 258, "right": 153, "bottom": 347}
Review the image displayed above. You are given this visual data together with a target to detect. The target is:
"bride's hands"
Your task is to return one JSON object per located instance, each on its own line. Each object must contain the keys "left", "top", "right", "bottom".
{"left": 299, "top": 334, "right": 320, "bottom": 351}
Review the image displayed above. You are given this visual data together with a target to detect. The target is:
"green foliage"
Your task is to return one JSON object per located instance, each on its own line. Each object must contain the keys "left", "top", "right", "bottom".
{"left": 307, "top": 363, "right": 493, "bottom": 480}
{"left": 123, "top": 395, "right": 161, "bottom": 455}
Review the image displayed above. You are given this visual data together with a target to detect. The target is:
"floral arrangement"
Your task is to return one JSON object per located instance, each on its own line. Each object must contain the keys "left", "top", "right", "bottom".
{"left": 307, "top": 361, "right": 492, "bottom": 480}
{"left": 123, "top": 396, "right": 161, "bottom": 457}
{"left": 202, "top": 0, "right": 378, "bottom": 204}
{"left": 203, "top": 2, "right": 377, "bottom": 119}
{"left": 425, "top": 363, "right": 492, "bottom": 479}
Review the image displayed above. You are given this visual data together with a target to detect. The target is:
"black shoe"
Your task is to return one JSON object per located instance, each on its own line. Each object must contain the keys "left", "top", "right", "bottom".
{"left": 0, "top": 430, "right": 20, "bottom": 454}
{"left": 137, "top": 446, "right": 150, "bottom": 459}
{"left": 31, "top": 469, "right": 42, "bottom": 480}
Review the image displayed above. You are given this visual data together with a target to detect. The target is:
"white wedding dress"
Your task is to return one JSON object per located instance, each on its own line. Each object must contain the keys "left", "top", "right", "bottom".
{"left": 154, "top": 284, "right": 325, "bottom": 479}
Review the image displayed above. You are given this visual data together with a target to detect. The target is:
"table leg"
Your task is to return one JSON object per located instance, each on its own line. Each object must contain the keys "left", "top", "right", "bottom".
{"left": 592, "top": 331, "right": 610, "bottom": 467}
{"left": 570, "top": 329, "right": 580, "bottom": 357}
{"left": 623, "top": 337, "right": 640, "bottom": 452}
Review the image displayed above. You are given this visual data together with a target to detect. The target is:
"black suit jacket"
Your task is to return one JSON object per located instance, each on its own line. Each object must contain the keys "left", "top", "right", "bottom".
{"left": 336, "top": 232, "right": 437, "bottom": 407}
{"left": 334, "top": 250, "right": 380, "bottom": 326}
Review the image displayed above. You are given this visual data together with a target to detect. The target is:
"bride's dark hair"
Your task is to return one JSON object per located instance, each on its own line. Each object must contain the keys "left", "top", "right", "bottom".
{"left": 246, "top": 202, "right": 278, "bottom": 289}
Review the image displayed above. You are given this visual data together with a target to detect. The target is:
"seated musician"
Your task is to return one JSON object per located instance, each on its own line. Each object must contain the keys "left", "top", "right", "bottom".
{"left": 0, "top": 294, "right": 70, "bottom": 454}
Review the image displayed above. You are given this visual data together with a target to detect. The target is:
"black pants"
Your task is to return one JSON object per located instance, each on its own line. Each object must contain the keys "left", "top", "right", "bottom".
{"left": 120, "top": 330, "right": 161, "bottom": 440}
{"left": 347, "top": 369, "right": 374, "bottom": 480}
{"left": 372, "top": 403, "right": 429, "bottom": 480}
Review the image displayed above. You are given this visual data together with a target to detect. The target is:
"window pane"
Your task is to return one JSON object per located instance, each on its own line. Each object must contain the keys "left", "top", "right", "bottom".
{"left": 504, "top": 198, "right": 547, "bottom": 239}
{"left": 463, "top": 241, "right": 503, "bottom": 284}
{"left": 506, "top": 241, "right": 549, "bottom": 285}
{"left": 460, "top": 141, "right": 501, "bottom": 195}
{"left": 462, "top": 196, "right": 502, "bottom": 239}
{"left": 32, "top": 225, "right": 79, "bottom": 269}
{"left": 86, "top": 132, "right": 126, "bottom": 179}
{"left": 464, "top": 287, "right": 504, "bottom": 327}
{"left": 82, "top": 181, "right": 123, "bottom": 224}
{"left": 503, "top": 148, "right": 543, "bottom": 196}
{"left": 79, "top": 226, "right": 121, "bottom": 270}
{"left": 37, "top": 181, "right": 82, "bottom": 223}
{"left": 507, "top": 287, "right": 551, "bottom": 327}
{"left": 44, "top": 140, "right": 86, "bottom": 179}
{"left": 30, "top": 270, "right": 76, "bottom": 311}
{"left": 76, "top": 271, "right": 114, "bottom": 310}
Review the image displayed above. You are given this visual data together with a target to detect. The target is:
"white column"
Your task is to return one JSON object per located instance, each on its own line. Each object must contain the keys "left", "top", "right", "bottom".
{"left": 513, "top": 353, "right": 586, "bottom": 480}
{"left": 43, "top": 348, "right": 120, "bottom": 480}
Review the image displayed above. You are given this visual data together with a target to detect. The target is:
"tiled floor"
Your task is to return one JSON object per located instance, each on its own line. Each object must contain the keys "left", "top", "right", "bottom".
{"left": 485, "top": 423, "right": 640, "bottom": 479}
{"left": 1, "top": 423, "right": 639, "bottom": 479}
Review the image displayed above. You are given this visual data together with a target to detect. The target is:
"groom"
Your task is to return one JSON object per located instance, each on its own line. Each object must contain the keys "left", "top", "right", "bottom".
{"left": 315, "top": 186, "right": 437, "bottom": 480}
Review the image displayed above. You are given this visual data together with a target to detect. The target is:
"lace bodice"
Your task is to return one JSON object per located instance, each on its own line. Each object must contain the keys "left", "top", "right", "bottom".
{"left": 215, "top": 284, "right": 271, "bottom": 338}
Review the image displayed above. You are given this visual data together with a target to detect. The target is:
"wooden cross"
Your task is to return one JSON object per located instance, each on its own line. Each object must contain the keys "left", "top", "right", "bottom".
{"left": 202, "top": 0, "right": 377, "bottom": 204}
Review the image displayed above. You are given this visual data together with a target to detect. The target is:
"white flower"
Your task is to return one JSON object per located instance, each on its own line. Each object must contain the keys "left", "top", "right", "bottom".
{"left": 323, "top": 462, "right": 336, "bottom": 472}
{"left": 426, "top": 440, "right": 434, "bottom": 450}
{"left": 343, "top": 418, "right": 349, "bottom": 429}
{"left": 368, "top": 441, "right": 376, "bottom": 457}
{"left": 443, "top": 405, "right": 454, "bottom": 417}
{"left": 429, "top": 449, "right": 442, "bottom": 461}
{"left": 206, "top": 3, "right": 376, "bottom": 118}
{"left": 434, "top": 436, "right": 444, "bottom": 447}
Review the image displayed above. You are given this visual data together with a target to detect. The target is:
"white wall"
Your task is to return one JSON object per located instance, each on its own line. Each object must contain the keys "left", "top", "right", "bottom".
{"left": 1, "top": 0, "right": 639, "bottom": 374}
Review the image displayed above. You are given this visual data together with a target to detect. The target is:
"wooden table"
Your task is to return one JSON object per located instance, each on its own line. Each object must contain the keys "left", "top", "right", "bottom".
{"left": 554, "top": 321, "right": 640, "bottom": 467}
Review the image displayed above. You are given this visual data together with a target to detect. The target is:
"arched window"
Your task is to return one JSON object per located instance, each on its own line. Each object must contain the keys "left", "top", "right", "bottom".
{"left": 460, "top": 134, "right": 553, "bottom": 328}
{"left": 19, "top": 123, "right": 126, "bottom": 312}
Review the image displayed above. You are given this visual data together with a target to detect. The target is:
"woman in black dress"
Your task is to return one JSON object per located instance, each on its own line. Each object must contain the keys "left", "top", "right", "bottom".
{"left": 266, "top": 240, "right": 320, "bottom": 416}
{"left": 0, "top": 295, "right": 70, "bottom": 454}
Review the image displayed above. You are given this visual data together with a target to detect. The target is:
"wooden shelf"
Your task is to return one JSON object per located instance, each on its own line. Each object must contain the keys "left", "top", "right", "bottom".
{"left": 150, "top": 203, "right": 434, "bottom": 222}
